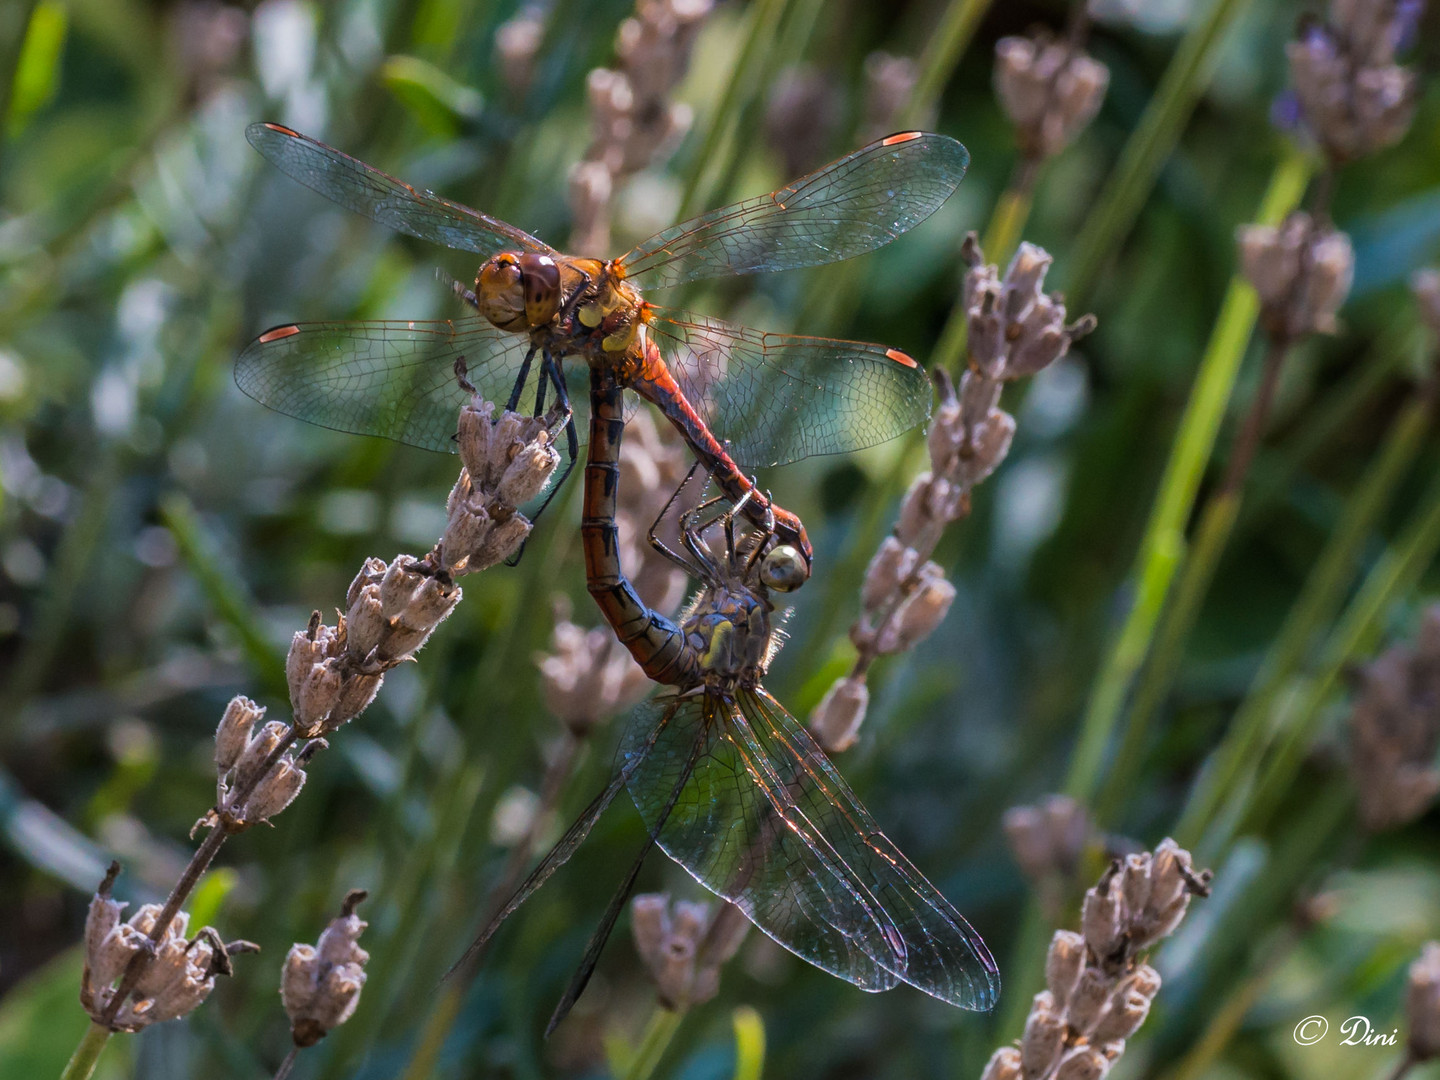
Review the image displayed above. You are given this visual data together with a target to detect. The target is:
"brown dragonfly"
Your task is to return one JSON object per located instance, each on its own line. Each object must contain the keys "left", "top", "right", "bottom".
{"left": 454, "top": 366, "right": 999, "bottom": 1032}
{"left": 235, "top": 123, "right": 968, "bottom": 563}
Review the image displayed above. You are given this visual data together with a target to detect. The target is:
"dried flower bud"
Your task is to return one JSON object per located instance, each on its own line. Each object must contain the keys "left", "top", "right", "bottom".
{"left": 83, "top": 886, "right": 238, "bottom": 1032}
{"left": 244, "top": 755, "right": 306, "bottom": 823}
{"left": 809, "top": 675, "right": 869, "bottom": 754}
{"left": 1120, "top": 852, "right": 1153, "bottom": 919}
{"left": 630, "top": 893, "right": 713, "bottom": 1009}
{"left": 1004, "top": 794, "right": 1091, "bottom": 883}
{"left": 1020, "top": 990, "right": 1065, "bottom": 1076}
{"left": 1045, "top": 929, "right": 1086, "bottom": 1009}
{"left": 862, "top": 537, "right": 918, "bottom": 616}
{"left": 232, "top": 720, "right": 288, "bottom": 794}
{"left": 1349, "top": 606, "right": 1440, "bottom": 829}
{"left": 1067, "top": 965, "right": 1113, "bottom": 1035}
{"left": 964, "top": 235, "right": 1095, "bottom": 384}
{"left": 495, "top": 8, "right": 544, "bottom": 93}
{"left": 765, "top": 65, "right": 842, "bottom": 179}
{"left": 283, "top": 891, "right": 370, "bottom": 1047}
{"left": 215, "top": 696, "right": 263, "bottom": 774}
{"left": 1238, "top": 213, "right": 1354, "bottom": 340}
{"left": 980, "top": 1047, "right": 1023, "bottom": 1080}
{"left": 863, "top": 51, "right": 919, "bottom": 140}
{"left": 290, "top": 654, "right": 342, "bottom": 734}
{"left": 1413, "top": 268, "right": 1440, "bottom": 339}
{"left": 1288, "top": 19, "right": 1418, "bottom": 163}
{"left": 995, "top": 34, "right": 1109, "bottom": 160}
{"left": 1053, "top": 1046, "right": 1111, "bottom": 1080}
{"left": 895, "top": 472, "right": 955, "bottom": 548}
{"left": 538, "top": 616, "right": 650, "bottom": 734}
{"left": 1407, "top": 941, "right": 1440, "bottom": 1060}
{"left": 1082, "top": 870, "right": 1124, "bottom": 959}
{"left": 497, "top": 437, "right": 560, "bottom": 507}
{"left": 1091, "top": 982, "right": 1153, "bottom": 1042}
{"left": 881, "top": 562, "right": 954, "bottom": 653}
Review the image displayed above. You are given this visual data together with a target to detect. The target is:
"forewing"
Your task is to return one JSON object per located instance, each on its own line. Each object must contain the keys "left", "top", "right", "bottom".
{"left": 646, "top": 309, "right": 932, "bottom": 468}
{"left": 731, "top": 688, "right": 1000, "bottom": 1010}
{"left": 235, "top": 318, "right": 549, "bottom": 452}
{"left": 621, "top": 693, "right": 900, "bottom": 993}
{"left": 247, "top": 123, "right": 553, "bottom": 257}
{"left": 619, "top": 132, "right": 967, "bottom": 289}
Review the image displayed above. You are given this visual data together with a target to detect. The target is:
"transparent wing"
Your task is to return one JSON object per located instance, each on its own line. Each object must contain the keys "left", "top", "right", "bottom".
{"left": 235, "top": 318, "right": 561, "bottom": 452}
{"left": 618, "top": 132, "right": 967, "bottom": 290}
{"left": 731, "top": 688, "right": 999, "bottom": 1010}
{"left": 247, "top": 123, "right": 554, "bottom": 257}
{"left": 645, "top": 308, "right": 932, "bottom": 468}
{"left": 621, "top": 693, "right": 900, "bottom": 993}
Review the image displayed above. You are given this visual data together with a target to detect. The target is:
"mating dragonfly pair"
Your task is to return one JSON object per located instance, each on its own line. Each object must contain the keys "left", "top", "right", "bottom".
{"left": 237, "top": 122, "right": 1000, "bottom": 1020}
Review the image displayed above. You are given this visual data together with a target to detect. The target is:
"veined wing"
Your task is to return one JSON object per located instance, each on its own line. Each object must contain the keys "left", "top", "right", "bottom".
{"left": 646, "top": 308, "right": 932, "bottom": 468}
{"left": 618, "top": 132, "right": 967, "bottom": 290}
{"left": 621, "top": 692, "right": 900, "bottom": 995}
{"left": 235, "top": 318, "right": 542, "bottom": 452}
{"left": 731, "top": 688, "right": 999, "bottom": 1010}
{"left": 247, "top": 123, "right": 553, "bottom": 257}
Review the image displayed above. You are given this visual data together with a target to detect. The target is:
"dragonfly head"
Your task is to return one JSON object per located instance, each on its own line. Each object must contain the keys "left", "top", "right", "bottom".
{"left": 476, "top": 252, "right": 561, "bottom": 331}
{"left": 759, "top": 544, "right": 807, "bottom": 593}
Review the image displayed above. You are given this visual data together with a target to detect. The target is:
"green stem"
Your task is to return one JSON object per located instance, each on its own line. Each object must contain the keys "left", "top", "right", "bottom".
{"left": 623, "top": 1005, "right": 685, "bottom": 1080}
{"left": 900, "top": 0, "right": 993, "bottom": 128}
{"left": 730, "top": 1006, "right": 765, "bottom": 1080}
{"left": 1063, "top": 149, "right": 1311, "bottom": 805}
{"left": 60, "top": 1022, "right": 112, "bottom": 1080}
{"left": 1063, "top": 0, "right": 1254, "bottom": 308}
{"left": 1101, "top": 332, "right": 1292, "bottom": 814}
{"left": 675, "top": 0, "right": 790, "bottom": 222}
{"left": 1168, "top": 391, "right": 1432, "bottom": 842}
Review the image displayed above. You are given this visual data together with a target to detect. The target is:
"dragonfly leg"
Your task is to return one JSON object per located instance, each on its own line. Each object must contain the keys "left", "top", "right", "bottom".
{"left": 506, "top": 344, "right": 538, "bottom": 413}
{"left": 647, "top": 463, "right": 709, "bottom": 577}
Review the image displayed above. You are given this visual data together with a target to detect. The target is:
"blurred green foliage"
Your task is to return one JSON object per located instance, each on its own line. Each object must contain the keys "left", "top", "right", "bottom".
{"left": 3, "top": 1, "right": 1440, "bottom": 1078}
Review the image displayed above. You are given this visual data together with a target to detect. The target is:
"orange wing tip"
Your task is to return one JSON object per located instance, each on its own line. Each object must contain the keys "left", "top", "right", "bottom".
{"left": 258, "top": 324, "right": 301, "bottom": 343}
{"left": 262, "top": 122, "right": 301, "bottom": 137}
{"left": 881, "top": 131, "right": 924, "bottom": 146}
{"left": 885, "top": 348, "right": 918, "bottom": 369}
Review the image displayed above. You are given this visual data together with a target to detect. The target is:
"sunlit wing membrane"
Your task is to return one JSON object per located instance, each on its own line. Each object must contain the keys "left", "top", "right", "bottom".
{"left": 621, "top": 694, "right": 901, "bottom": 993}
{"left": 733, "top": 688, "right": 999, "bottom": 1010}
{"left": 246, "top": 123, "right": 554, "bottom": 258}
{"left": 235, "top": 318, "right": 552, "bottom": 452}
{"left": 646, "top": 308, "right": 932, "bottom": 468}
{"left": 619, "top": 132, "right": 968, "bottom": 290}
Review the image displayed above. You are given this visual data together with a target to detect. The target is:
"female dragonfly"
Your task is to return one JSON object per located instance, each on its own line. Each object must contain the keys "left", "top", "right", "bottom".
{"left": 235, "top": 123, "right": 968, "bottom": 563}
{"left": 454, "top": 366, "right": 999, "bottom": 1032}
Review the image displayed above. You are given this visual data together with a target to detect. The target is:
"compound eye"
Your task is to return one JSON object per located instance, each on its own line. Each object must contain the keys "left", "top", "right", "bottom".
{"left": 760, "top": 545, "right": 808, "bottom": 592}
{"left": 519, "top": 253, "right": 562, "bottom": 324}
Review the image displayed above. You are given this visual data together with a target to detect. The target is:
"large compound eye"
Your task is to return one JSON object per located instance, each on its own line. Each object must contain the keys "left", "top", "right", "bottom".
{"left": 476, "top": 254, "right": 528, "bottom": 331}
{"left": 760, "top": 544, "right": 808, "bottom": 592}
{"left": 519, "top": 253, "right": 562, "bottom": 326}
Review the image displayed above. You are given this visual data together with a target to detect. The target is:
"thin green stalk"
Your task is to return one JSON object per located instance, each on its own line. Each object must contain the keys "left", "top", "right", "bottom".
{"left": 899, "top": 0, "right": 993, "bottom": 128}
{"left": 731, "top": 1006, "right": 765, "bottom": 1080}
{"left": 1063, "top": 0, "right": 1254, "bottom": 308}
{"left": 1167, "top": 391, "right": 1432, "bottom": 839}
{"left": 1107, "top": 331, "right": 1293, "bottom": 808}
{"left": 59, "top": 1022, "right": 111, "bottom": 1080}
{"left": 1063, "top": 149, "right": 1311, "bottom": 805}
{"left": 675, "top": 0, "right": 790, "bottom": 222}
{"left": 623, "top": 1005, "right": 685, "bottom": 1080}
{"left": 1235, "top": 465, "right": 1440, "bottom": 841}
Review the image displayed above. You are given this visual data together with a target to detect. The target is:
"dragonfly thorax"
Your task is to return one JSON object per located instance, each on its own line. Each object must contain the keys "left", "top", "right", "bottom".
{"left": 683, "top": 586, "right": 774, "bottom": 684}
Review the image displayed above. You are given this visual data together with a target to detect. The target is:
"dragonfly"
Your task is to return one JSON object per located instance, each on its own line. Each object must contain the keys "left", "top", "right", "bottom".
{"left": 235, "top": 122, "right": 969, "bottom": 564}
{"left": 455, "top": 367, "right": 999, "bottom": 1032}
